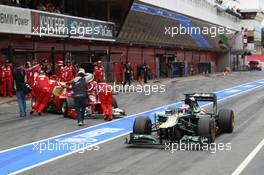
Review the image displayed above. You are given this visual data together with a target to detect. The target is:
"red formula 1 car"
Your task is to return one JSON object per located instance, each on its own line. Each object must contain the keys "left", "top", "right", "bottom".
{"left": 248, "top": 61, "right": 262, "bottom": 71}
{"left": 31, "top": 74, "right": 125, "bottom": 119}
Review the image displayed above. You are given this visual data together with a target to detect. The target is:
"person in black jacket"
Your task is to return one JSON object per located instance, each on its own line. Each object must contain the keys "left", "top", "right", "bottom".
{"left": 142, "top": 63, "right": 149, "bottom": 84}
{"left": 13, "top": 64, "right": 27, "bottom": 117}
{"left": 123, "top": 62, "right": 132, "bottom": 86}
{"left": 72, "top": 68, "right": 88, "bottom": 126}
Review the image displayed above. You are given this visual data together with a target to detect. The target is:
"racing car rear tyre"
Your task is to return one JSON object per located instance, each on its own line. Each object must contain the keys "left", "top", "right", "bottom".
{"left": 112, "top": 97, "right": 118, "bottom": 108}
{"left": 133, "top": 117, "right": 152, "bottom": 135}
{"left": 198, "top": 117, "right": 216, "bottom": 143}
{"left": 218, "top": 109, "right": 235, "bottom": 133}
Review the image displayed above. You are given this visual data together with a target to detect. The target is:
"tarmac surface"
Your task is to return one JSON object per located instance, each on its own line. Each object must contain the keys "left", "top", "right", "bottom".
{"left": 0, "top": 71, "right": 264, "bottom": 175}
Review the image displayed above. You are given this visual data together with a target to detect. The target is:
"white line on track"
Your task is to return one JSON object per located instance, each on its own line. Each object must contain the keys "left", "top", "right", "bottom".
{"left": 8, "top": 132, "right": 131, "bottom": 175}
{"left": 231, "top": 139, "right": 264, "bottom": 175}
{"left": 2, "top": 80, "right": 261, "bottom": 154}
{"left": 5, "top": 81, "right": 264, "bottom": 175}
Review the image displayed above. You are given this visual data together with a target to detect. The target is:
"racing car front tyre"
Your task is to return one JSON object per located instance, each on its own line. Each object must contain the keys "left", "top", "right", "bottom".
{"left": 172, "top": 126, "right": 182, "bottom": 141}
{"left": 218, "top": 109, "right": 235, "bottom": 133}
{"left": 198, "top": 117, "right": 216, "bottom": 143}
{"left": 133, "top": 117, "right": 152, "bottom": 135}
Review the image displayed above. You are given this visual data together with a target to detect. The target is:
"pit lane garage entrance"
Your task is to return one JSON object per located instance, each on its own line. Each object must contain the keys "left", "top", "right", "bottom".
{"left": 156, "top": 53, "right": 186, "bottom": 78}
{"left": 2, "top": 46, "right": 122, "bottom": 82}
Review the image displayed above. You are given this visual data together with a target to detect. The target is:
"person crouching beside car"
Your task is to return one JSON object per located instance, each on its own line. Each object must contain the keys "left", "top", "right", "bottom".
{"left": 30, "top": 70, "right": 51, "bottom": 116}
{"left": 98, "top": 82, "right": 113, "bottom": 121}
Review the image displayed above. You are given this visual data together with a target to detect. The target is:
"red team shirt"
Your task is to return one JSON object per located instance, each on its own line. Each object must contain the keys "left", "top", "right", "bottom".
{"left": 64, "top": 65, "right": 74, "bottom": 82}
{"left": 35, "top": 75, "right": 50, "bottom": 89}
{"left": 93, "top": 66, "right": 104, "bottom": 82}
{"left": 2, "top": 66, "right": 12, "bottom": 79}
{"left": 57, "top": 66, "right": 65, "bottom": 81}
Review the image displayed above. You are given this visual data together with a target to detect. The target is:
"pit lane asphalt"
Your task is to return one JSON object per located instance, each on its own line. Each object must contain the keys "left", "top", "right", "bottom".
{"left": 1, "top": 71, "right": 264, "bottom": 175}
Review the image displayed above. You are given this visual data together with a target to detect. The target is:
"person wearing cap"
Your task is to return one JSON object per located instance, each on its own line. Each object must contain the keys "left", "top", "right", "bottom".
{"left": 1, "top": 60, "right": 13, "bottom": 97}
{"left": 72, "top": 68, "right": 88, "bottom": 126}
{"left": 86, "top": 80, "right": 97, "bottom": 114}
{"left": 98, "top": 82, "right": 113, "bottom": 121}
{"left": 56, "top": 60, "right": 65, "bottom": 82}
{"left": 64, "top": 60, "right": 75, "bottom": 82}
{"left": 143, "top": 62, "right": 150, "bottom": 84}
{"left": 0, "top": 60, "right": 3, "bottom": 96}
{"left": 31, "top": 60, "right": 42, "bottom": 81}
{"left": 27, "top": 61, "right": 42, "bottom": 98}
{"left": 31, "top": 69, "right": 51, "bottom": 116}
{"left": 93, "top": 60, "right": 105, "bottom": 82}
{"left": 123, "top": 62, "right": 132, "bottom": 86}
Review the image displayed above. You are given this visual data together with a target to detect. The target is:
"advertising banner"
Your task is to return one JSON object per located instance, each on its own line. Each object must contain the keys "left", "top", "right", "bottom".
{"left": 68, "top": 17, "right": 115, "bottom": 40}
{"left": 0, "top": 5, "right": 31, "bottom": 34}
{"left": 31, "top": 11, "right": 67, "bottom": 37}
{"left": 0, "top": 5, "right": 115, "bottom": 41}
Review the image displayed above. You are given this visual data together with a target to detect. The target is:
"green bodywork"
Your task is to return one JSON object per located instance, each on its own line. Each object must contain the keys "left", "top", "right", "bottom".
{"left": 128, "top": 93, "right": 217, "bottom": 145}
{"left": 129, "top": 133, "right": 209, "bottom": 145}
{"left": 129, "top": 133, "right": 161, "bottom": 145}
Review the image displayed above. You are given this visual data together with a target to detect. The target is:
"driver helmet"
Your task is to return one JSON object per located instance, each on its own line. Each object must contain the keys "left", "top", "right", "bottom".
{"left": 165, "top": 109, "right": 173, "bottom": 115}
{"left": 189, "top": 97, "right": 196, "bottom": 102}
{"left": 185, "top": 97, "right": 196, "bottom": 106}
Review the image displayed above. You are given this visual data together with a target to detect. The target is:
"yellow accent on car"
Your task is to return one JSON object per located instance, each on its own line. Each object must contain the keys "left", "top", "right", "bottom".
{"left": 159, "top": 114, "right": 182, "bottom": 129}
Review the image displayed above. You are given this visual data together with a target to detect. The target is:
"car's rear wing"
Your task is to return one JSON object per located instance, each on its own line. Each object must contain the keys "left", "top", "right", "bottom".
{"left": 185, "top": 93, "right": 217, "bottom": 114}
{"left": 185, "top": 93, "right": 217, "bottom": 102}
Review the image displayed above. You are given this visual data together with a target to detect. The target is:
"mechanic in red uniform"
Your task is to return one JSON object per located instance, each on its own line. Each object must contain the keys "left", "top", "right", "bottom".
{"left": 98, "top": 82, "right": 113, "bottom": 121}
{"left": 113, "top": 62, "right": 118, "bottom": 83}
{"left": 64, "top": 60, "right": 75, "bottom": 82}
{"left": 2, "top": 60, "right": 13, "bottom": 97}
{"left": 86, "top": 80, "right": 98, "bottom": 114}
{"left": 30, "top": 63, "right": 42, "bottom": 97}
{"left": 56, "top": 60, "right": 65, "bottom": 82}
{"left": 31, "top": 70, "right": 52, "bottom": 116}
{"left": 93, "top": 61, "right": 105, "bottom": 82}
{"left": 31, "top": 62, "right": 42, "bottom": 81}
{"left": 0, "top": 61, "right": 3, "bottom": 96}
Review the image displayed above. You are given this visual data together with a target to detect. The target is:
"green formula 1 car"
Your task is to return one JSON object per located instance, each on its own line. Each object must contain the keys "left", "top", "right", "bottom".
{"left": 127, "top": 93, "right": 235, "bottom": 145}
